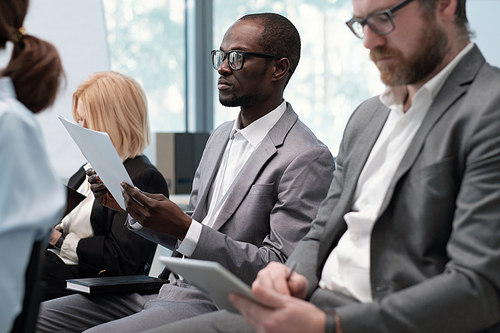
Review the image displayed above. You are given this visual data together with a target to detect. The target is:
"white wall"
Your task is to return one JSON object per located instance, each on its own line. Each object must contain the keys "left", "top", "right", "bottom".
{"left": 467, "top": 1, "right": 500, "bottom": 67}
{"left": 24, "top": 0, "right": 110, "bottom": 181}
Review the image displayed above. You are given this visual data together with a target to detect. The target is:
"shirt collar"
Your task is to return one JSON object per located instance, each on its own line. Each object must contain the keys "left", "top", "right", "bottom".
{"left": 0, "top": 77, "right": 16, "bottom": 99}
{"left": 231, "top": 100, "right": 287, "bottom": 147}
{"left": 380, "top": 42, "right": 475, "bottom": 111}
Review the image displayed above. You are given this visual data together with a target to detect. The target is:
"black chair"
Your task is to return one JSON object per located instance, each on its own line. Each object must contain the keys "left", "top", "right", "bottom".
{"left": 10, "top": 230, "right": 51, "bottom": 333}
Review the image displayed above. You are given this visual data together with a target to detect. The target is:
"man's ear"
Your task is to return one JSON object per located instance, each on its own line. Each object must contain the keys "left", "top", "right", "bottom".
{"left": 272, "top": 57, "right": 291, "bottom": 82}
{"left": 437, "top": 0, "right": 457, "bottom": 22}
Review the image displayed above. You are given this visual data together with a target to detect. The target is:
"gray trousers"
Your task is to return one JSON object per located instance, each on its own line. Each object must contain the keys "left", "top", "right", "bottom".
{"left": 141, "top": 310, "right": 253, "bottom": 333}
{"left": 140, "top": 287, "right": 359, "bottom": 333}
{"left": 36, "top": 279, "right": 218, "bottom": 333}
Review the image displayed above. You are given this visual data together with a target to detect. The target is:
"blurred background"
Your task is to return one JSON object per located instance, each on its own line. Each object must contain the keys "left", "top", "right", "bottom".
{"left": 2, "top": 0, "right": 497, "bottom": 182}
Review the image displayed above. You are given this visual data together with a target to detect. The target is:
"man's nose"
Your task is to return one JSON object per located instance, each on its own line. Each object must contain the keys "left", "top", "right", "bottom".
{"left": 217, "top": 57, "right": 232, "bottom": 74}
{"left": 363, "top": 25, "right": 386, "bottom": 50}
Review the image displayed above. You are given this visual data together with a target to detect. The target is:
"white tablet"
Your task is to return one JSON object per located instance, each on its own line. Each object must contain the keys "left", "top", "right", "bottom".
{"left": 159, "top": 256, "right": 260, "bottom": 313}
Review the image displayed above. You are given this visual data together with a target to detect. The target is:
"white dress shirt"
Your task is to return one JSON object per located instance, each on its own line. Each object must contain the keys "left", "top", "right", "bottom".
{"left": 49, "top": 163, "right": 94, "bottom": 265}
{"left": 319, "top": 43, "right": 474, "bottom": 302}
{"left": 177, "top": 100, "right": 287, "bottom": 256}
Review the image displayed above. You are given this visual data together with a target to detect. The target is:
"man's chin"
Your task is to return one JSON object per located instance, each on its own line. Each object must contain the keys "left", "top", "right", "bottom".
{"left": 219, "top": 99, "right": 239, "bottom": 107}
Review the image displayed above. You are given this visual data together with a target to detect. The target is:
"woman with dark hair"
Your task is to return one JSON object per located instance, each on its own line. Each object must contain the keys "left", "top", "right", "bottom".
{"left": 0, "top": 0, "right": 66, "bottom": 331}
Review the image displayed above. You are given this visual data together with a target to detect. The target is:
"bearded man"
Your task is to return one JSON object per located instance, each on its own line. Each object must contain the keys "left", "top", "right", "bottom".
{"left": 147, "top": 0, "right": 500, "bottom": 332}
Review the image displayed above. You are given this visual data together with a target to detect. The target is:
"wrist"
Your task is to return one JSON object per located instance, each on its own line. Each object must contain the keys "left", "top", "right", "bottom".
{"left": 54, "top": 233, "right": 66, "bottom": 249}
{"left": 325, "top": 311, "right": 336, "bottom": 333}
{"left": 325, "top": 311, "right": 343, "bottom": 333}
{"left": 178, "top": 215, "right": 192, "bottom": 240}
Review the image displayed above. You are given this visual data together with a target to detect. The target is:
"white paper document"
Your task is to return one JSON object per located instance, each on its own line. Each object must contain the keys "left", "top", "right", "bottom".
{"left": 58, "top": 116, "right": 133, "bottom": 210}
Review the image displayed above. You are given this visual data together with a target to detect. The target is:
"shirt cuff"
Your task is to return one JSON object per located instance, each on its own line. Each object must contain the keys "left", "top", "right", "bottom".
{"left": 60, "top": 232, "right": 80, "bottom": 263}
{"left": 126, "top": 215, "right": 143, "bottom": 230}
{"left": 176, "top": 219, "right": 202, "bottom": 257}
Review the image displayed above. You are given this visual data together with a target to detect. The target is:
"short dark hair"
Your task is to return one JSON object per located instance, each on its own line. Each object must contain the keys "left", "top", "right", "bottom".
{"left": 417, "top": 0, "right": 471, "bottom": 39}
{"left": 239, "top": 13, "right": 301, "bottom": 75}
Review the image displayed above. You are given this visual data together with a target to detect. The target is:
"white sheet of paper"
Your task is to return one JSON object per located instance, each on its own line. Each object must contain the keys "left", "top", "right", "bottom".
{"left": 58, "top": 116, "right": 133, "bottom": 210}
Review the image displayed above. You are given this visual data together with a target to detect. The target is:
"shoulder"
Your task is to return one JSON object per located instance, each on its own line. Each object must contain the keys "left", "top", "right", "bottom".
{"left": 0, "top": 95, "right": 44, "bottom": 150}
{"left": 0, "top": 97, "right": 39, "bottom": 132}
{"left": 276, "top": 115, "right": 334, "bottom": 165}
{"left": 286, "top": 118, "right": 329, "bottom": 149}
{"left": 124, "top": 155, "right": 159, "bottom": 178}
{"left": 201, "top": 120, "right": 233, "bottom": 153}
{"left": 125, "top": 155, "right": 169, "bottom": 194}
{"left": 273, "top": 104, "right": 327, "bottom": 150}
{"left": 208, "top": 120, "right": 233, "bottom": 140}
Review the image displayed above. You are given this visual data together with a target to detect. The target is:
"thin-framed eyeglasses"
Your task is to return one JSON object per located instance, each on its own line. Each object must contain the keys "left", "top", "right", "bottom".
{"left": 211, "top": 49, "right": 284, "bottom": 71}
{"left": 346, "top": 0, "right": 415, "bottom": 39}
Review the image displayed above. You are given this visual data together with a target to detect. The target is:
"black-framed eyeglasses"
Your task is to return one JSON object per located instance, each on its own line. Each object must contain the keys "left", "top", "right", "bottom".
{"left": 346, "top": 0, "right": 415, "bottom": 39}
{"left": 211, "top": 49, "right": 284, "bottom": 71}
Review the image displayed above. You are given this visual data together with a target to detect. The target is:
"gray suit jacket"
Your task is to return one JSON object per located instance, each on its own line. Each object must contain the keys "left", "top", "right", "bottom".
{"left": 138, "top": 104, "right": 335, "bottom": 285}
{"left": 289, "top": 45, "right": 500, "bottom": 333}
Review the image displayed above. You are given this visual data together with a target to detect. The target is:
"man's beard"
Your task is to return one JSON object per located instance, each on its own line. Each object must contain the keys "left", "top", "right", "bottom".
{"left": 370, "top": 19, "right": 448, "bottom": 86}
{"left": 219, "top": 93, "right": 258, "bottom": 108}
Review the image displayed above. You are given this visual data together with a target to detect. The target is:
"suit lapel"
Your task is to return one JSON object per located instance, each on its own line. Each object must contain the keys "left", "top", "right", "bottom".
{"left": 212, "top": 139, "right": 277, "bottom": 231}
{"left": 211, "top": 104, "right": 298, "bottom": 231}
{"left": 318, "top": 100, "right": 390, "bottom": 263}
{"left": 191, "top": 122, "right": 232, "bottom": 222}
{"left": 378, "top": 45, "right": 484, "bottom": 216}
{"left": 341, "top": 102, "right": 391, "bottom": 205}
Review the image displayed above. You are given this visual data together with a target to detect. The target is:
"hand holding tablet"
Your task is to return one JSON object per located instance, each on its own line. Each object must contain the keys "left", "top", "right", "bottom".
{"left": 159, "top": 256, "right": 264, "bottom": 313}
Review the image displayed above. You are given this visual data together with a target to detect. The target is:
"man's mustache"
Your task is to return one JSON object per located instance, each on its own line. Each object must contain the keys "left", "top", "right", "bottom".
{"left": 370, "top": 46, "right": 400, "bottom": 62}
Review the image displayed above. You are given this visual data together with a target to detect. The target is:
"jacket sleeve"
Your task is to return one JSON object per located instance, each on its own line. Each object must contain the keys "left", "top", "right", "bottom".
{"left": 191, "top": 146, "right": 335, "bottom": 285}
{"left": 288, "top": 143, "right": 346, "bottom": 298}
{"left": 334, "top": 87, "right": 500, "bottom": 333}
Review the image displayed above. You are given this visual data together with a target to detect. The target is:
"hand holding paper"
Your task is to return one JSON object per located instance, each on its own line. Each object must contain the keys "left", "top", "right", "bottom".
{"left": 120, "top": 183, "right": 192, "bottom": 240}
{"left": 86, "top": 168, "right": 122, "bottom": 211}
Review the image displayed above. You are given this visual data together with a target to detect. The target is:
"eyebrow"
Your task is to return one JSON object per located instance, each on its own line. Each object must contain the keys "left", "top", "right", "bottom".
{"left": 352, "top": 3, "right": 392, "bottom": 19}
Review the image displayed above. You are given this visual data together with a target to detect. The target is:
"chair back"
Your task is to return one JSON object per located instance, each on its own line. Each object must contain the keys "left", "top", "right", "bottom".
{"left": 10, "top": 230, "right": 51, "bottom": 333}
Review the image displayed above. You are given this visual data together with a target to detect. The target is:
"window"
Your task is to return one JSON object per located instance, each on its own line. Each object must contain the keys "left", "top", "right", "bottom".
{"left": 102, "top": 0, "right": 186, "bottom": 133}
{"left": 103, "top": 0, "right": 385, "bottom": 157}
{"left": 213, "top": 0, "right": 384, "bottom": 156}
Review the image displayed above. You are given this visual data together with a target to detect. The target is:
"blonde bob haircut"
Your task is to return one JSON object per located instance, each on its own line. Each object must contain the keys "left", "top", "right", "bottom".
{"left": 72, "top": 71, "right": 150, "bottom": 161}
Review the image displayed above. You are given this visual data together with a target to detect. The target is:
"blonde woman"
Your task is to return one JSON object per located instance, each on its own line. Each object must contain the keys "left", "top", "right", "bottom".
{"left": 42, "top": 71, "right": 169, "bottom": 301}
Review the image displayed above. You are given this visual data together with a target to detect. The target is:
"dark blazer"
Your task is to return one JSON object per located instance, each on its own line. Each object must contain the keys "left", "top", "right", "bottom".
{"left": 73, "top": 155, "right": 169, "bottom": 277}
{"left": 289, "top": 45, "right": 500, "bottom": 332}
{"left": 136, "top": 104, "right": 335, "bottom": 285}
{"left": 42, "top": 155, "right": 169, "bottom": 300}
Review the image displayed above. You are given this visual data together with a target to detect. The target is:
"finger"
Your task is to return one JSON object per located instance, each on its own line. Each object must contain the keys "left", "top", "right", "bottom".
{"left": 228, "top": 293, "right": 274, "bottom": 329}
{"left": 121, "top": 185, "right": 145, "bottom": 211}
{"left": 254, "top": 262, "right": 290, "bottom": 296}
{"left": 90, "top": 180, "right": 106, "bottom": 191}
{"left": 90, "top": 183, "right": 109, "bottom": 199}
{"left": 85, "top": 168, "right": 96, "bottom": 177}
{"left": 252, "top": 282, "right": 289, "bottom": 309}
{"left": 87, "top": 173, "right": 103, "bottom": 186}
{"left": 121, "top": 183, "right": 151, "bottom": 207}
{"left": 288, "top": 274, "right": 308, "bottom": 299}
